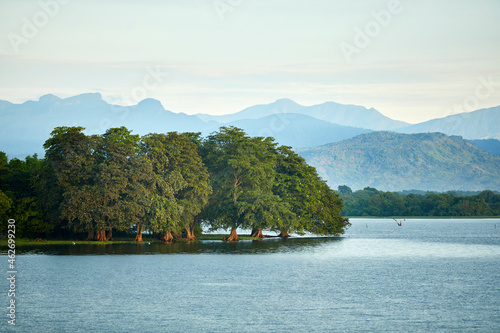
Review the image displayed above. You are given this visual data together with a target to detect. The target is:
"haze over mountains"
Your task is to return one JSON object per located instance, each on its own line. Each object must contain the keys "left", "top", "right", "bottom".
{"left": 395, "top": 106, "right": 500, "bottom": 140}
{"left": 1, "top": 93, "right": 499, "bottom": 191}
{"left": 198, "top": 98, "right": 408, "bottom": 130}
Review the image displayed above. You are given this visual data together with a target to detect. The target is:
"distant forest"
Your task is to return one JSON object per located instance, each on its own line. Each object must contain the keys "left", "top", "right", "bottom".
{"left": 338, "top": 186, "right": 500, "bottom": 217}
{"left": 0, "top": 126, "right": 349, "bottom": 240}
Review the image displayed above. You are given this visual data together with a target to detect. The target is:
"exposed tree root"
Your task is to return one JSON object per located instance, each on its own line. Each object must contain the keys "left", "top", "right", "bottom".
{"left": 163, "top": 231, "right": 174, "bottom": 243}
{"left": 227, "top": 227, "right": 239, "bottom": 242}
{"left": 278, "top": 231, "right": 290, "bottom": 239}
{"left": 186, "top": 227, "right": 196, "bottom": 241}
{"left": 96, "top": 230, "right": 108, "bottom": 241}
{"left": 251, "top": 228, "right": 265, "bottom": 239}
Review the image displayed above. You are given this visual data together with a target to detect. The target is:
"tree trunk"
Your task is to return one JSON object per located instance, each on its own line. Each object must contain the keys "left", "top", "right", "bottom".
{"left": 86, "top": 230, "right": 94, "bottom": 241}
{"left": 251, "top": 228, "right": 265, "bottom": 238}
{"left": 135, "top": 223, "right": 144, "bottom": 242}
{"left": 96, "top": 230, "right": 108, "bottom": 241}
{"left": 279, "top": 231, "right": 290, "bottom": 239}
{"left": 227, "top": 227, "right": 239, "bottom": 242}
{"left": 107, "top": 228, "right": 113, "bottom": 241}
{"left": 185, "top": 227, "right": 196, "bottom": 241}
{"left": 186, "top": 216, "right": 200, "bottom": 241}
{"left": 163, "top": 231, "right": 174, "bottom": 243}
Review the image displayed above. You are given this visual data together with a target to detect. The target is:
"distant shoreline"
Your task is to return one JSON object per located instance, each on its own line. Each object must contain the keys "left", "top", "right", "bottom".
{"left": 3, "top": 217, "right": 498, "bottom": 246}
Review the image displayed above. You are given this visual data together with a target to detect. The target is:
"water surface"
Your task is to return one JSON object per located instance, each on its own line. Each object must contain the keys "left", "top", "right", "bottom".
{"left": 2, "top": 219, "right": 499, "bottom": 332}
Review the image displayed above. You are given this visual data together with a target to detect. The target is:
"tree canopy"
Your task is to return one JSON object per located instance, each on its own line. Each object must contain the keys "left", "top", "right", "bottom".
{"left": 1, "top": 126, "right": 350, "bottom": 241}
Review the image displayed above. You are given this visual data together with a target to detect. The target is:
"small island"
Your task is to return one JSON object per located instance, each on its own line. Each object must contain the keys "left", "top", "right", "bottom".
{"left": 0, "top": 126, "right": 349, "bottom": 243}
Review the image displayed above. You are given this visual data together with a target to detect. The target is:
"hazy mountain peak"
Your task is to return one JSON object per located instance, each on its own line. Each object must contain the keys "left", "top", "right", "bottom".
{"left": 228, "top": 113, "right": 371, "bottom": 148}
{"left": 65, "top": 92, "right": 104, "bottom": 104}
{"left": 397, "top": 105, "right": 500, "bottom": 140}
{"left": 137, "top": 98, "right": 164, "bottom": 111}
{"left": 272, "top": 98, "right": 302, "bottom": 107}
{"left": 196, "top": 98, "right": 409, "bottom": 130}
{"left": 39, "top": 94, "right": 61, "bottom": 104}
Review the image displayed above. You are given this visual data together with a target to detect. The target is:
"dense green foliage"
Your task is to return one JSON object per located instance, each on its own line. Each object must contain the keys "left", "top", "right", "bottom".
{"left": 0, "top": 126, "right": 349, "bottom": 241}
{"left": 200, "top": 127, "right": 349, "bottom": 240}
{"left": 0, "top": 152, "right": 55, "bottom": 238}
{"left": 339, "top": 186, "right": 500, "bottom": 217}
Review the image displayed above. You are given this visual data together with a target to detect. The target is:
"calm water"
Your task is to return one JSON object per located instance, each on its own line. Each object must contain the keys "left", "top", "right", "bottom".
{"left": 2, "top": 219, "right": 499, "bottom": 332}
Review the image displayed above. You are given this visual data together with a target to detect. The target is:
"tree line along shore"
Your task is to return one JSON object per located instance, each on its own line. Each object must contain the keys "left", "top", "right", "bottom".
{"left": 338, "top": 186, "right": 500, "bottom": 217}
{"left": 0, "top": 126, "right": 349, "bottom": 242}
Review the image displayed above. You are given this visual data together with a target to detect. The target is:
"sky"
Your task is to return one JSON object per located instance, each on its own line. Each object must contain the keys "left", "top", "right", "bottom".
{"left": 0, "top": 0, "right": 499, "bottom": 124}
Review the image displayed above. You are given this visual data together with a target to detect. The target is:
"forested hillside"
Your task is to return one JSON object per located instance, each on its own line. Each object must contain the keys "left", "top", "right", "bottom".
{"left": 298, "top": 132, "right": 500, "bottom": 192}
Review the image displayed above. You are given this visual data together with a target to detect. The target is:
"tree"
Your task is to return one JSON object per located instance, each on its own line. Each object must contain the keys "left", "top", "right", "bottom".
{"left": 272, "top": 146, "right": 312, "bottom": 237}
{"left": 273, "top": 146, "right": 349, "bottom": 237}
{"left": 6, "top": 156, "right": 54, "bottom": 238}
{"left": 30, "top": 156, "right": 65, "bottom": 237}
{"left": 162, "top": 132, "right": 211, "bottom": 240}
{"left": 5, "top": 158, "right": 33, "bottom": 199}
{"left": 44, "top": 127, "right": 102, "bottom": 239}
{"left": 304, "top": 181, "right": 350, "bottom": 236}
{"left": 239, "top": 137, "right": 281, "bottom": 239}
{"left": 0, "top": 190, "right": 12, "bottom": 231}
{"left": 44, "top": 126, "right": 92, "bottom": 190}
{"left": 338, "top": 185, "right": 352, "bottom": 196}
{"left": 140, "top": 133, "right": 185, "bottom": 242}
{"left": 201, "top": 127, "right": 277, "bottom": 241}
{"left": 45, "top": 126, "right": 153, "bottom": 241}
{"left": 0, "top": 151, "right": 10, "bottom": 192}
{"left": 98, "top": 127, "right": 153, "bottom": 240}
{"left": 478, "top": 190, "right": 500, "bottom": 215}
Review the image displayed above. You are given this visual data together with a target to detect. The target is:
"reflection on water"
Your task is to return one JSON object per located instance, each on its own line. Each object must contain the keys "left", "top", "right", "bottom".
{"left": 2, "top": 237, "right": 343, "bottom": 256}
{"left": 3, "top": 218, "right": 499, "bottom": 257}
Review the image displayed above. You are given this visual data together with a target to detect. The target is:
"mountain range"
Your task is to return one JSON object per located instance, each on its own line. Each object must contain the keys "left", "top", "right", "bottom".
{"left": 198, "top": 98, "right": 408, "bottom": 130}
{"left": 395, "top": 106, "right": 500, "bottom": 140}
{"left": 1, "top": 93, "right": 499, "bottom": 191}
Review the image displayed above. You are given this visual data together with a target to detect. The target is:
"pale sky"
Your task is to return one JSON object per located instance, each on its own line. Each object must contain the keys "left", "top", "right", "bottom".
{"left": 1, "top": 0, "right": 499, "bottom": 123}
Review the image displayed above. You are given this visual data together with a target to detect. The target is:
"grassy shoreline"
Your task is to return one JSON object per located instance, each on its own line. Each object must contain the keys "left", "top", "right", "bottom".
{"left": 0, "top": 234, "right": 261, "bottom": 246}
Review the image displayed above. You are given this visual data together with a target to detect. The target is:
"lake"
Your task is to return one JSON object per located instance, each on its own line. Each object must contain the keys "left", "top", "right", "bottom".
{"left": 2, "top": 218, "right": 500, "bottom": 332}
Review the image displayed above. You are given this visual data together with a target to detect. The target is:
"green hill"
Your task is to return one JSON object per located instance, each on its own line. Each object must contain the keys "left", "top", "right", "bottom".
{"left": 297, "top": 132, "right": 500, "bottom": 192}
